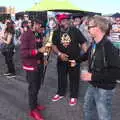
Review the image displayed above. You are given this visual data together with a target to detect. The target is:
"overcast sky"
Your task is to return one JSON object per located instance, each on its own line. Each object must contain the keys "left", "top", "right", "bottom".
{"left": 0, "top": 0, "right": 120, "bottom": 14}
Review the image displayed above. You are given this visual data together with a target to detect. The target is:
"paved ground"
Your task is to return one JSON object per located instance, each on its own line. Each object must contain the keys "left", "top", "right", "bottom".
{"left": 0, "top": 48, "right": 120, "bottom": 120}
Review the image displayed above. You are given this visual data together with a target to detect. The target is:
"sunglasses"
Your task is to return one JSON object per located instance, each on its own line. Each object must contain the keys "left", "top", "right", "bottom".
{"left": 88, "top": 25, "right": 96, "bottom": 30}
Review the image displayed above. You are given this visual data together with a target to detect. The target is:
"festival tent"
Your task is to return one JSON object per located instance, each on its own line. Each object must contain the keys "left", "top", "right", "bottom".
{"left": 27, "top": 0, "right": 101, "bottom": 16}
{"left": 26, "top": 0, "right": 101, "bottom": 24}
{"left": 27, "top": 0, "right": 85, "bottom": 12}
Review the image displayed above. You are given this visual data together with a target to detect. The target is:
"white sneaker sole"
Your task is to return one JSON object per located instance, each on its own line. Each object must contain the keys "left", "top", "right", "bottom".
{"left": 6, "top": 75, "right": 16, "bottom": 79}
{"left": 69, "top": 103, "right": 77, "bottom": 106}
{"left": 3, "top": 73, "right": 11, "bottom": 76}
{"left": 52, "top": 96, "right": 64, "bottom": 102}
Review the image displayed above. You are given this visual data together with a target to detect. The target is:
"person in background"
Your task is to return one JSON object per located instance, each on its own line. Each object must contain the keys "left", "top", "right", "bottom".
{"left": 20, "top": 20, "right": 46, "bottom": 120}
{"left": 28, "top": 19, "right": 34, "bottom": 30}
{"left": 72, "top": 14, "right": 82, "bottom": 29}
{"left": 48, "top": 17, "right": 58, "bottom": 31}
{"left": 14, "top": 17, "right": 23, "bottom": 40}
{"left": 72, "top": 15, "right": 92, "bottom": 44}
{"left": 45, "top": 17, "right": 58, "bottom": 45}
{"left": 0, "top": 19, "right": 4, "bottom": 32}
{"left": 80, "top": 15, "right": 120, "bottom": 120}
{"left": 0, "top": 20, "right": 16, "bottom": 78}
{"left": 51, "top": 13, "right": 87, "bottom": 106}
{"left": 109, "top": 17, "right": 120, "bottom": 83}
{"left": 110, "top": 17, "right": 120, "bottom": 42}
{"left": 23, "top": 14, "right": 29, "bottom": 21}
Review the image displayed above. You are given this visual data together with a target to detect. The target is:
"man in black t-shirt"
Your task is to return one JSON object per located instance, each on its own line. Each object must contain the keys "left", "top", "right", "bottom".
{"left": 51, "top": 14, "right": 87, "bottom": 106}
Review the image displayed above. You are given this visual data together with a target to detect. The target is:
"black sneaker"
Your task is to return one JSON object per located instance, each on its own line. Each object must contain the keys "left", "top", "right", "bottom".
{"left": 6, "top": 73, "right": 16, "bottom": 79}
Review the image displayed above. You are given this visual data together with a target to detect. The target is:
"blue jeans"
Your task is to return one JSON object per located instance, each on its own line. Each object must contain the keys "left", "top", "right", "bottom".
{"left": 83, "top": 84, "right": 115, "bottom": 120}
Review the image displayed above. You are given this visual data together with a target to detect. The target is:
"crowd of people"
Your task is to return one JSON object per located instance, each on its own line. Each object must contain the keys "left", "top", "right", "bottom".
{"left": 0, "top": 13, "right": 120, "bottom": 120}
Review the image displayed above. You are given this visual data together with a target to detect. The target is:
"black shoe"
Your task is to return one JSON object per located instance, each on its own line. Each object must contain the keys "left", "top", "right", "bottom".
{"left": 6, "top": 73, "right": 16, "bottom": 78}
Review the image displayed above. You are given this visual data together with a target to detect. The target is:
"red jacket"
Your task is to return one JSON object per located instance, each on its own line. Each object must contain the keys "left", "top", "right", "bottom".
{"left": 20, "top": 29, "right": 43, "bottom": 71}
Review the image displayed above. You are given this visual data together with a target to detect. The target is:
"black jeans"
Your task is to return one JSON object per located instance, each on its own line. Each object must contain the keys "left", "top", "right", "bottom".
{"left": 2, "top": 51, "right": 15, "bottom": 74}
{"left": 57, "top": 61, "right": 80, "bottom": 98}
{"left": 26, "top": 64, "right": 44, "bottom": 110}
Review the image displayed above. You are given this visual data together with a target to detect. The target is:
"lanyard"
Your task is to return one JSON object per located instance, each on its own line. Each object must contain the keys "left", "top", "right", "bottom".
{"left": 90, "top": 43, "right": 96, "bottom": 71}
{"left": 91, "top": 43, "right": 96, "bottom": 58}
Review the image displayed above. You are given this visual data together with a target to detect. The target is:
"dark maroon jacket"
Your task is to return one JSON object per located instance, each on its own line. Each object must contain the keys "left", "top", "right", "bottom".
{"left": 20, "top": 29, "right": 42, "bottom": 71}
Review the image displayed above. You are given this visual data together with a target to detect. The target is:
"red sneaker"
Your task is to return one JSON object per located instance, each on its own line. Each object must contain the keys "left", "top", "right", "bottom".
{"left": 37, "top": 105, "right": 45, "bottom": 111}
{"left": 52, "top": 94, "right": 64, "bottom": 102}
{"left": 69, "top": 98, "right": 77, "bottom": 106}
{"left": 29, "top": 109, "right": 44, "bottom": 120}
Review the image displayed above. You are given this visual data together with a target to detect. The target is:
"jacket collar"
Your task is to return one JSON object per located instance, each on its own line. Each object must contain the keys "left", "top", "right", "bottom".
{"left": 95, "top": 36, "right": 108, "bottom": 47}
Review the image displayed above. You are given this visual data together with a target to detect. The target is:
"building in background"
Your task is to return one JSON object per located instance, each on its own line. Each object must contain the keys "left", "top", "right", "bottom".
{"left": 0, "top": 6, "right": 16, "bottom": 21}
{"left": 0, "top": 6, "right": 15, "bottom": 15}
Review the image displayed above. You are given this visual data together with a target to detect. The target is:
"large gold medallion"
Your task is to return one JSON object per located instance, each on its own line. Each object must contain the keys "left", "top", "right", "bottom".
{"left": 61, "top": 33, "right": 71, "bottom": 48}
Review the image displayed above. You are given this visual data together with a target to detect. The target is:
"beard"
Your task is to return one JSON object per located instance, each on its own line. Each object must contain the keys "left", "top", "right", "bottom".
{"left": 60, "top": 24, "right": 69, "bottom": 32}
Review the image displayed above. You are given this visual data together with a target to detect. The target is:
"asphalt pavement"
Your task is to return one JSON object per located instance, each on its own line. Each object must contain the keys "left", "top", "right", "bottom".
{"left": 0, "top": 49, "right": 120, "bottom": 120}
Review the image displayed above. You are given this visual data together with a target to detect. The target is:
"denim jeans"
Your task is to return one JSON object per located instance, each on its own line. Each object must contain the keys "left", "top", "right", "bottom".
{"left": 83, "top": 84, "right": 115, "bottom": 120}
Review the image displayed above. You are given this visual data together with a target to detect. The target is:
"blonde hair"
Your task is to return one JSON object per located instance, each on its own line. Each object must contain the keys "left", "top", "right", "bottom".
{"left": 88, "top": 15, "right": 110, "bottom": 34}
